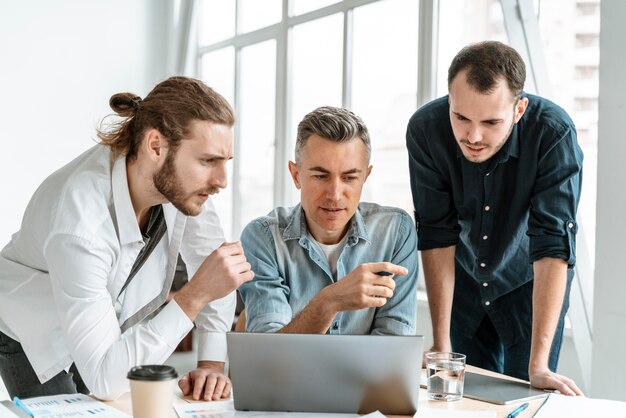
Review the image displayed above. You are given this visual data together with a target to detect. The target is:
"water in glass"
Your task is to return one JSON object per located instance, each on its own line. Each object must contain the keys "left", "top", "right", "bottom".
{"left": 427, "top": 359, "right": 465, "bottom": 401}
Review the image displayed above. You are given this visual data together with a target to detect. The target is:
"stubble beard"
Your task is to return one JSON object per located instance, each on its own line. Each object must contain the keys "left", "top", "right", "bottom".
{"left": 153, "top": 150, "right": 219, "bottom": 216}
{"left": 459, "top": 115, "right": 516, "bottom": 164}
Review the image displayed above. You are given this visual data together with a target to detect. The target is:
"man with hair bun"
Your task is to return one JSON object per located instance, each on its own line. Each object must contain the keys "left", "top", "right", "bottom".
{"left": 239, "top": 106, "right": 418, "bottom": 336}
{"left": 0, "top": 76, "right": 253, "bottom": 400}
{"left": 406, "top": 41, "right": 583, "bottom": 395}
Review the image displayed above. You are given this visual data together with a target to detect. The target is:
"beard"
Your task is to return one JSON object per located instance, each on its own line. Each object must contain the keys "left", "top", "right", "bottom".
{"left": 153, "top": 149, "right": 219, "bottom": 216}
{"left": 458, "top": 116, "right": 515, "bottom": 164}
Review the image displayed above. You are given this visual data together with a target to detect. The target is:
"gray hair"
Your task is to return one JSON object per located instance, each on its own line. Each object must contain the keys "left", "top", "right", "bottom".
{"left": 295, "top": 106, "right": 371, "bottom": 164}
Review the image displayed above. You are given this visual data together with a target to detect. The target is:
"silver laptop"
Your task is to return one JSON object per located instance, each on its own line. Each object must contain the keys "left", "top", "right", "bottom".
{"left": 227, "top": 332, "right": 423, "bottom": 415}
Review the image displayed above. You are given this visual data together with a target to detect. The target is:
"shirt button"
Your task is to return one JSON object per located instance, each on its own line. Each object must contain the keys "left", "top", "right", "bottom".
{"left": 484, "top": 205, "right": 490, "bottom": 211}
{"left": 483, "top": 282, "right": 488, "bottom": 287}
{"left": 568, "top": 222, "right": 574, "bottom": 229}
{"left": 480, "top": 262, "right": 486, "bottom": 267}
{"left": 485, "top": 301, "right": 491, "bottom": 306}
{"left": 482, "top": 235, "right": 488, "bottom": 240}
{"left": 486, "top": 172, "right": 490, "bottom": 176}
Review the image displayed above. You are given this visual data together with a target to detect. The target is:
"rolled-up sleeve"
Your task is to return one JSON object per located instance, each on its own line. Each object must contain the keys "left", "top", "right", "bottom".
{"left": 528, "top": 126, "right": 583, "bottom": 266}
{"left": 406, "top": 115, "right": 460, "bottom": 251}
{"left": 238, "top": 220, "right": 293, "bottom": 333}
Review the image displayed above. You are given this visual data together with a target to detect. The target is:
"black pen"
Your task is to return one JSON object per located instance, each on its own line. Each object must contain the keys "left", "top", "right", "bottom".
{"left": 507, "top": 402, "right": 529, "bottom": 418}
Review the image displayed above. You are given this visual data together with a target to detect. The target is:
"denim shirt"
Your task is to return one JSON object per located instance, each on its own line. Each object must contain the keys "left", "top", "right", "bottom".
{"left": 406, "top": 94, "right": 583, "bottom": 344}
{"left": 239, "top": 202, "right": 418, "bottom": 335}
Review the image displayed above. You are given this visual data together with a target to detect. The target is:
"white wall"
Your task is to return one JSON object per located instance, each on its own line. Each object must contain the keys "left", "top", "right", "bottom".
{"left": 591, "top": 0, "right": 626, "bottom": 401}
{"left": 0, "top": 0, "right": 174, "bottom": 243}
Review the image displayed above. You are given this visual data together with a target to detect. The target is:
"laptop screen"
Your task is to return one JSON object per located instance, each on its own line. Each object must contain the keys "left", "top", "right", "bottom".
{"left": 227, "top": 333, "right": 423, "bottom": 415}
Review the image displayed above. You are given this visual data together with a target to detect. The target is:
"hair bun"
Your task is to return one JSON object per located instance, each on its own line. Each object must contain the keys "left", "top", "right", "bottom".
{"left": 109, "top": 92, "right": 141, "bottom": 116}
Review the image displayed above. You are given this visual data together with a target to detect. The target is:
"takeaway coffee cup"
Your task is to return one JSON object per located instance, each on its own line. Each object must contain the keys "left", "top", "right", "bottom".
{"left": 127, "top": 365, "right": 178, "bottom": 418}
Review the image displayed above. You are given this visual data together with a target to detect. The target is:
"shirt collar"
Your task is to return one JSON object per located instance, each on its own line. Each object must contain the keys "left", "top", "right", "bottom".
{"left": 111, "top": 156, "right": 143, "bottom": 245}
{"left": 506, "top": 122, "right": 521, "bottom": 159}
{"left": 282, "top": 203, "right": 370, "bottom": 246}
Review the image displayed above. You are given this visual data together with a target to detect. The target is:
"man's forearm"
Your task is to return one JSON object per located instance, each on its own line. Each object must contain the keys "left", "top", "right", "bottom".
{"left": 174, "top": 281, "right": 210, "bottom": 322}
{"left": 529, "top": 257, "right": 568, "bottom": 372}
{"left": 421, "top": 246, "right": 456, "bottom": 349}
{"left": 197, "top": 360, "right": 225, "bottom": 373}
{"left": 278, "top": 289, "right": 337, "bottom": 334}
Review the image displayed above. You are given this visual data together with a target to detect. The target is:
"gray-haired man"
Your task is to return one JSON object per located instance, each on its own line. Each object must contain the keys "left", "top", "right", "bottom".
{"left": 238, "top": 106, "right": 418, "bottom": 335}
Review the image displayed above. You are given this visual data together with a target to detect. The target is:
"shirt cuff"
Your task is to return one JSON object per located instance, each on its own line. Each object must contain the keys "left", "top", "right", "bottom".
{"left": 529, "top": 219, "right": 577, "bottom": 266}
{"left": 371, "top": 317, "right": 416, "bottom": 336}
{"left": 245, "top": 312, "right": 289, "bottom": 333}
{"left": 149, "top": 300, "right": 194, "bottom": 350}
{"left": 416, "top": 224, "right": 460, "bottom": 251}
{"left": 196, "top": 331, "right": 228, "bottom": 362}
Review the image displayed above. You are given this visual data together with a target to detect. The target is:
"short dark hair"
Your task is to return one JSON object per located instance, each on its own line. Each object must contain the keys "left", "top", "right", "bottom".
{"left": 295, "top": 106, "right": 371, "bottom": 163}
{"left": 448, "top": 41, "right": 526, "bottom": 99}
{"left": 98, "top": 76, "right": 235, "bottom": 161}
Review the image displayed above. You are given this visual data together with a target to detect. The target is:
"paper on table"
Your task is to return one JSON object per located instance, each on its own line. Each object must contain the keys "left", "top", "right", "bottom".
{"left": 533, "top": 393, "right": 626, "bottom": 417}
{"left": 414, "top": 410, "right": 496, "bottom": 418}
{"left": 20, "top": 393, "right": 130, "bottom": 418}
{"left": 174, "top": 400, "right": 363, "bottom": 417}
{"left": 0, "top": 403, "right": 19, "bottom": 418}
{"left": 173, "top": 400, "right": 235, "bottom": 417}
{"left": 360, "top": 412, "right": 386, "bottom": 418}
{"left": 234, "top": 412, "right": 360, "bottom": 418}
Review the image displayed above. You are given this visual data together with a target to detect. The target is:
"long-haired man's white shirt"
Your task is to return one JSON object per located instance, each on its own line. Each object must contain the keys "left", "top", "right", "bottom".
{"left": 0, "top": 145, "right": 235, "bottom": 400}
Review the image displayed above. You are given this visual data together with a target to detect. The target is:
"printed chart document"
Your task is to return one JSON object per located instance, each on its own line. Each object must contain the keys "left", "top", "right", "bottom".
{"left": 533, "top": 393, "right": 626, "bottom": 417}
{"left": 174, "top": 399, "right": 373, "bottom": 417}
{"left": 20, "top": 393, "right": 130, "bottom": 418}
{"left": 0, "top": 402, "right": 21, "bottom": 418}
{"left": 415, "top": 410, "right": 496, "bottom": 418}
{"left": 173, "top": 400, "right": 234, "bottom": 418}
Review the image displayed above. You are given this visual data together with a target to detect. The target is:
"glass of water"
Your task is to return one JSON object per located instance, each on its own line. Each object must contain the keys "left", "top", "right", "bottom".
{"left": 425, "top": 352, "right": 466, "bottom": 401}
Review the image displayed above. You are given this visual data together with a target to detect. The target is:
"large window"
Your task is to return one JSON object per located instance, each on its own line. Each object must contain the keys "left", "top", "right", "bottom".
{"left": 289, "top": 12, "right": 344, "bottom": 167}
{"left": 352, "top": 1, "right": 418, "bottom": 211}
{"left": 196, "top": 0, "right": 599, "bottom": 285}
{"left": 436, "top": 0, "right": 507, "bottom": 96}
{"left": 200, "top": 47, "right": 235, "bottom": 234}
{"left": 196, "top": 0, "right": 419, "bottom": 239}
{"left": 195, "top": 0, "right": 601, "bottom": 391}
{"left": 537, "top": 1, "right": 601, "bottom": 383}
{"left": 238, "top": 40, "right": 277, "bottom": 227}
{"left": 538, "top": 0, "right": 600, "bottom": 271}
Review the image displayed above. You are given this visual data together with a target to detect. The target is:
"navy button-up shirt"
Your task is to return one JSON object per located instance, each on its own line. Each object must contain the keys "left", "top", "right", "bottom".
{"left": 406, "top": 94, "right": 583, "bottom": 345}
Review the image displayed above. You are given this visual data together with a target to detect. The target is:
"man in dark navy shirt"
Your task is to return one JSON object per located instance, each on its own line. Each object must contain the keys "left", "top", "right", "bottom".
{"left": 406, "top": 41, "right": 583, "bottom": 395}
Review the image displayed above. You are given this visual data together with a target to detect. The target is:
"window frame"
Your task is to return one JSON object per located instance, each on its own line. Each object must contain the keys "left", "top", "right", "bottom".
{"left": 192, "top": 0, "right": 597, "bottom": 393}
